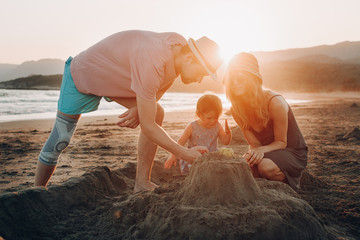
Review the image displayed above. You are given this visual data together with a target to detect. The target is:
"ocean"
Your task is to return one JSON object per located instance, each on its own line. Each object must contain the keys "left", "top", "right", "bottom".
{"left": 0, "top": 89, "right": 307, "bottom": 123}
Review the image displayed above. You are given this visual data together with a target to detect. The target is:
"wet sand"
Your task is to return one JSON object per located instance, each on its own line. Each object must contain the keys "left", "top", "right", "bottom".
{"left": 0, "top": 93, "right": 359, "bottom": 239}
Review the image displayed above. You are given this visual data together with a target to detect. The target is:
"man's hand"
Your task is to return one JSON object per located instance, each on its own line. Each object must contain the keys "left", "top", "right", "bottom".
{"left": 117, "top": 107, "right": 139, "bottom": 128}
{"left": 182, "top": 146, "right": 208, "bottom": 164}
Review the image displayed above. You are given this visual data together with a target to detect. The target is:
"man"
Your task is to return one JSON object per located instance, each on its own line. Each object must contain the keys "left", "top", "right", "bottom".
{"left": 35, "top": 30, "right": 223, "bottom": 192}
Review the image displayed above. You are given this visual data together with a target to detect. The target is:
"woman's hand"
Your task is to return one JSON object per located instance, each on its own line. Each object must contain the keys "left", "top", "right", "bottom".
{"left": 117, "top": 107, "right": 139, "bottom": 128}
{"left": 243, "top": 147, "right": 265, "bottom": 167}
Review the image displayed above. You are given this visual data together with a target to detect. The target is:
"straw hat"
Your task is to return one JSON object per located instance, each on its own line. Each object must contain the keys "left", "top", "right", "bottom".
{"left": 228, "top": 52, "right": 262, "bottom": 83}
{"left": 188, "top": 37, "right": 223, "bottom": 81}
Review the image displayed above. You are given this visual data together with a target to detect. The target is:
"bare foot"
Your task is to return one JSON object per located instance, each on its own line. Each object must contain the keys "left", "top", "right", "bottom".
{"left": 134, "top": 181, "right": 158, "bottom": 193}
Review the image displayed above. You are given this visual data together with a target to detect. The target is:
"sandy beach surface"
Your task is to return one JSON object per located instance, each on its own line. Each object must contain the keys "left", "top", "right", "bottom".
{"left": 0, "top": 93, "right": 359, "bottom": 239}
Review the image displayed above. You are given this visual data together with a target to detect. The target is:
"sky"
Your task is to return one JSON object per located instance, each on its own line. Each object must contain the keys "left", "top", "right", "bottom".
{"left": 0, "top": 0, "right": 359, "bottom": 64}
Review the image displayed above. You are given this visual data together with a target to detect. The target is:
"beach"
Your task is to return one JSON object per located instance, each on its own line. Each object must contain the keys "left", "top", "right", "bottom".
{"left": 0, "top": 93, "right": 359, "bottom": 239}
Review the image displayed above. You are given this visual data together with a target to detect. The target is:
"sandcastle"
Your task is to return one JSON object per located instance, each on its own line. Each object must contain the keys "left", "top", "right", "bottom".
{"left": 179, "top": 152, "right": 262, "bottom": 205}
{"left": 110, "top": 152, "right": 332, "bottom": 240}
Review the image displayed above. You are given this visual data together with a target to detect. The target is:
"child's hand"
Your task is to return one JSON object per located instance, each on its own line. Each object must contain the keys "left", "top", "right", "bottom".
{"left": 164, "top": 155, "right": 177, "bottom": 169}
{"left": 219, "top": 119, "right": 232, "bottom": 145}
{"left": 224, "top": 119, "right": 231, "bottom": 135}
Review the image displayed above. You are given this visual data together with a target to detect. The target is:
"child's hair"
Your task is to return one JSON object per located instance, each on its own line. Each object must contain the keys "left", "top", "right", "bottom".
{"left": 196, "top": 94, "right": 223, "bottom": 116}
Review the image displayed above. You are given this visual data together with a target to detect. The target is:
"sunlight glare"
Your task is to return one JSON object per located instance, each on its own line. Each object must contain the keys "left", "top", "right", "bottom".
{"left": 199, "top": 3, "right": 267, "bottom": 66}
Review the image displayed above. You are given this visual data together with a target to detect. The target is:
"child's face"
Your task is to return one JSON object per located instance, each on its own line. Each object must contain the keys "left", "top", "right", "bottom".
{"left": 198, "top": 110, "right": 219, "bottom": 128}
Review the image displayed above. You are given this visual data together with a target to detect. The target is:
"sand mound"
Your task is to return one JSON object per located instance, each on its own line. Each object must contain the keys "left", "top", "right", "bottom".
{"left": 336, "top": 127, "right": 360, "bottom": 141}
{"left": 350, "top": 103, "right": 359, "bottom": 108}
{"left": 0, "top": 155, "right": 333, "bottom": 240}
{"left": 299, "top": 168, "right": 330, "bottom": 192}
{"left": 0, "top": 164, "right": 136, "bottom": 240}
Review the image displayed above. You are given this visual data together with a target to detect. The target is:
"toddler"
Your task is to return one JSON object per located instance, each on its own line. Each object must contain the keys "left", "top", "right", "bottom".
{"left": 164, "top": 94, "right": 232, "bottom": 174}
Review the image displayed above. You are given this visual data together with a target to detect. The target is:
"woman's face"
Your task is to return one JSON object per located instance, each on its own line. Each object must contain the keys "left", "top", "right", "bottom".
{"left": 228, "top": 71, "right": 254, "bottom": 96}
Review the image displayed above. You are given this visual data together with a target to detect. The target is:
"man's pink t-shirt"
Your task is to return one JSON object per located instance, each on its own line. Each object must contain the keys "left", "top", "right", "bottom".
{"left": 70, "top": 30, "right": 186, "bottom": 101}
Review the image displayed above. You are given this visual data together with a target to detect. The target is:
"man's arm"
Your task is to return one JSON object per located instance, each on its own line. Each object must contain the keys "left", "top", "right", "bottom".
{"left": 156, "top": 81, "right": 173, "bottom": 101}
{"left": 137, "top": 96, "right": 204, "bottom": 163}
{"left": 111, "top": 97, "right": 137, "bottom": 109}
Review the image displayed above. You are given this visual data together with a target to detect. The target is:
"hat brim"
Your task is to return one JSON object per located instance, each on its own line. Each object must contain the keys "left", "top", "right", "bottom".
{"left": 230, "top": 66, "right": 262, "bottom": 80}
{"left": 188, "top": 38, "right": 217, "bottom": 81}
{"left": 239, "top": 70, "right": 262, "bottom": 81}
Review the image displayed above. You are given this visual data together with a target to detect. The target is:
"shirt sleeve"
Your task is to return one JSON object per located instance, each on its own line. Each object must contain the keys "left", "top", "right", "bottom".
{"left": 129, "top": 47, "right": 165, "bottom": 101}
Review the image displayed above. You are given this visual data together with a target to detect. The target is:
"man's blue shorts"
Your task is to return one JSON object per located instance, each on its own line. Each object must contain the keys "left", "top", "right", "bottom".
{"left": 57, "top": 57, "right": 102, "bottom": 115}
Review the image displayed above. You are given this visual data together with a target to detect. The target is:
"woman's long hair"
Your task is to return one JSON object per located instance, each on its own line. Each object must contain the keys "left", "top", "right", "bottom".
{"left": 225, "top": 58, "right": 270, "bottom": 130}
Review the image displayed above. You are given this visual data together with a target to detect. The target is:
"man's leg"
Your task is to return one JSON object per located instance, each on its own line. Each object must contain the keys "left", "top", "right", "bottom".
{"left": 35, "top": 162, "right": 57, "bottom": 187}
{"left": 134, "top": 104, "right": 164, "bottom": 193}
{"left": 35, "top": 111, "right": 80, "bottom": 187}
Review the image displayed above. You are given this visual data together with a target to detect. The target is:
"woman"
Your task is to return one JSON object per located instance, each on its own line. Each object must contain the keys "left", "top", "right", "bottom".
{"left": 225, "top": 52, "right": 308, "bottom": 191}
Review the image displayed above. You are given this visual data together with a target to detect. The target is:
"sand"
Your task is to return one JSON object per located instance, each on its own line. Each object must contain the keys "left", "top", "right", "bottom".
{"left": 0, "top": 93, "right": 359, "bottom": 239}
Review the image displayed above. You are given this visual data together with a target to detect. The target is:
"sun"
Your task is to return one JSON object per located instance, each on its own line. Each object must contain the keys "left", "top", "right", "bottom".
{"left": 219, "top": 46, "right": 236, "bottom": 66}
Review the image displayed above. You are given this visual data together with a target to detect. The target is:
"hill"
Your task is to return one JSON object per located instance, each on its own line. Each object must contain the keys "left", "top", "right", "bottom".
{"left": 253, "top": 41, "right": 360, "bottom": 64}
{"left": 0, "top": 63, "right": 17, "bottom": 75}
{"left": 261, "top": 59, "right": 360, "bottom": 92}
{"left": 0, "top": 59, "right": 64, "bottom": 82}
{"left": 0, "top": 75, "right": 62, "bottom": 90}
